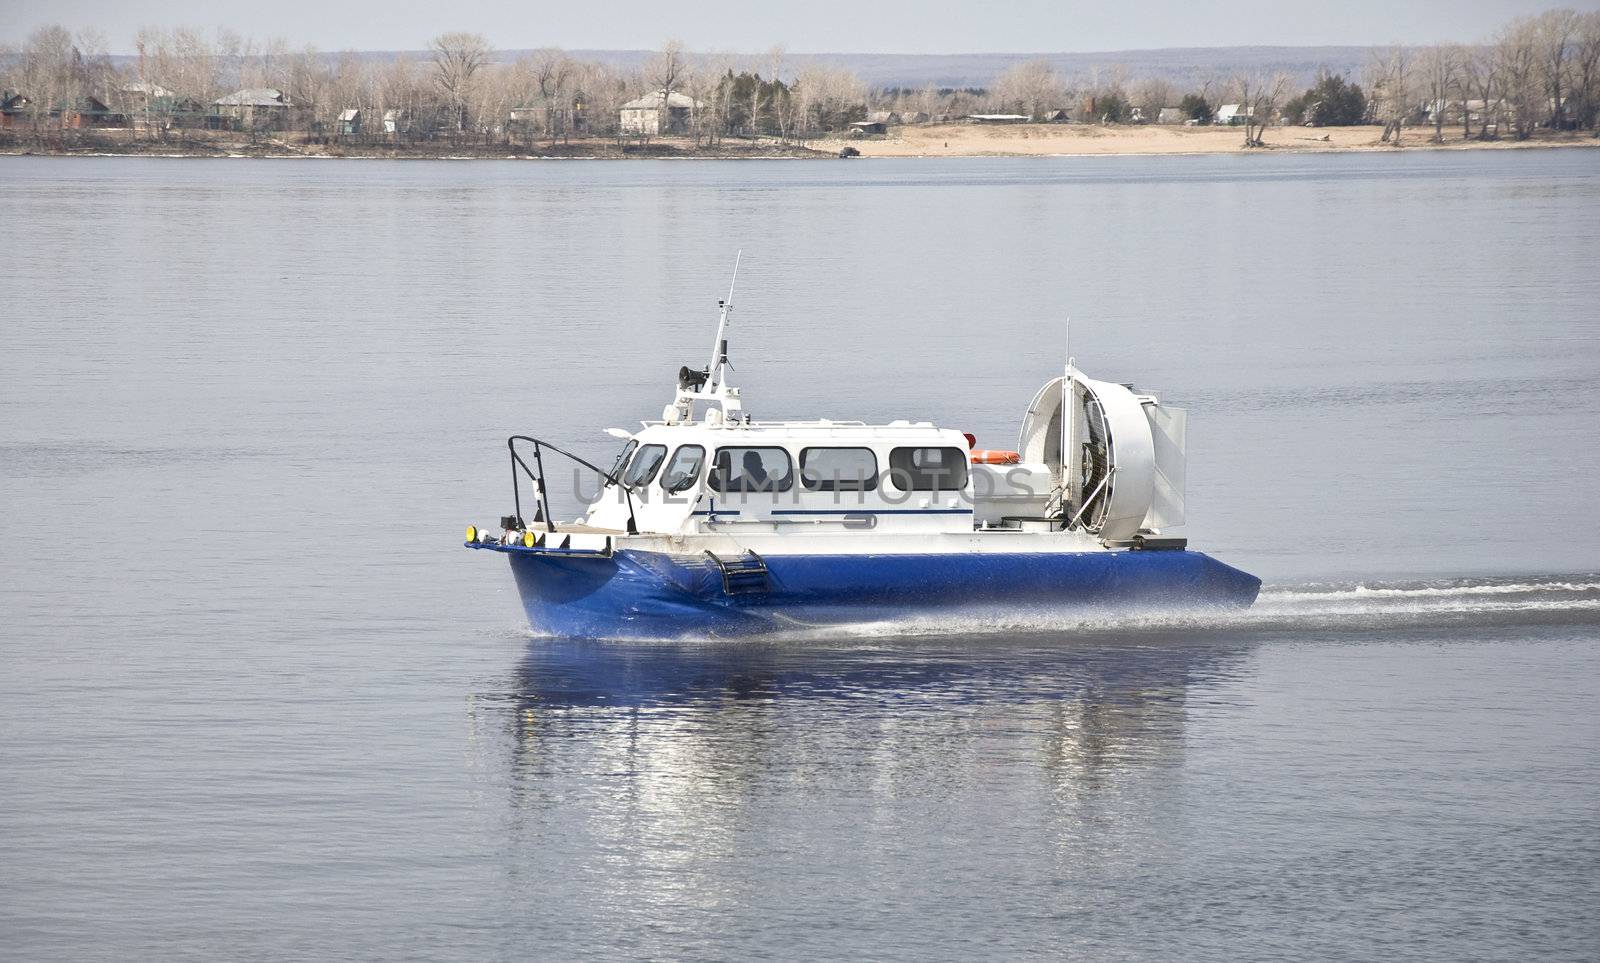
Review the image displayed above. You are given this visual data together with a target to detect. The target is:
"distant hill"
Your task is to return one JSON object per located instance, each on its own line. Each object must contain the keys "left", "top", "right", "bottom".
{"left": 108, "top": 45, "right": 1378, "bottom": 91}
{"left": 505, "top": 46, "right": 1376, "bottom": 89}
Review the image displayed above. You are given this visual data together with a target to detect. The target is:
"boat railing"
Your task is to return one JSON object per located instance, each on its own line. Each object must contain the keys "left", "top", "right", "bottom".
{"left": 507, "top": 435, "right": 638, "bottom": 536}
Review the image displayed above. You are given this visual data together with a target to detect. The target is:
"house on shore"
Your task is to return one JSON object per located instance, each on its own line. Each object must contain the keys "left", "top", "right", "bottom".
{"left": 1157, "top": 107, "right": 1186, "bottom": 125}
{"left": 509, "top": 104, "right": 587, "bottom": 136}
{"left": 967, "top": 113, "right": 1030, "bottom": 124}
{"left": 338, "top": 109, "right": 362, "bottom": 136}
{"left": 54, "top": 96, "right": 123, "bottom": 128}
{"left": 121, "top": 83, "right": 205, "bottom": 130}
{"left": 1215, "top": 103, "right": 1253, "bottom": 126}
{"left": 212, "top": 88, "right": 304, "bottom": 131}
{"left": 620, "top": 89, "right": 704, "bottom": 136}
{"left": 849, "top": 120, "right": 888, "bottom": 136}
{"left": 1, "top": 93, "right": 124, "bottom": 129}
{"left": 121, "top": 82, "right": 172, "bottom": 110}
{"left": 1, "top": 92, "right": 30, "bottom": 129}
{"left": 1041, "top": 109, "right": 1072, "bottom": 123}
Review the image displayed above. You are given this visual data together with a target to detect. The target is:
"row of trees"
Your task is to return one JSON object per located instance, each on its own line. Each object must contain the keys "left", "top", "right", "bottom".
{"left": 3, "top": 7, "right": 1597, "bottom": 148}
{"left": 0, "top": 27, "right": 863, "bottom": 145}
{"left": 956, "top": 8, "right": 1600, "bottom": 145}
{"left": 1397, "top": 9, "right": 1600, "bottom": 142}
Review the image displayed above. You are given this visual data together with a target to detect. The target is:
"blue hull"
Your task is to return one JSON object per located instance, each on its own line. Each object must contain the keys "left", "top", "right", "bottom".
{"left": 495, "top": 547, "right": 1261, "bottom": 639}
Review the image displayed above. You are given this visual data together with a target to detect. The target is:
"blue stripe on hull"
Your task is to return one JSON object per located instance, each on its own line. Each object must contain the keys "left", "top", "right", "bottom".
{"left": 506, "top": 549, "right": 1261, "bottom": 639}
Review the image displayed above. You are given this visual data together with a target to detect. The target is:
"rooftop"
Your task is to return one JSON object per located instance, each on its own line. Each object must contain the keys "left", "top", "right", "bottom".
{"left": 122, "top": 82, "right": 174, "bottom": 98}
{"left": 621, "top": 89, "right": 703, "bottom": 111}
{"left": 215, "top": 88, "right": 291, "bottom": 107}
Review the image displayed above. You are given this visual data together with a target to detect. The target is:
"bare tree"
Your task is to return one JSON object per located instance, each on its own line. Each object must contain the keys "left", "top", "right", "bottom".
{"left": 1495, "top": 16, "right": 1542, "bottom": 139}
{"left": 1231, "top": 72, "right": 1289, "bottom": 147}
{"left": 128, "top": 32, "right": 158, "bottom": 140}
{"left": 573, "top": 60, "right": 626, "bottom": 138}
{"left": 1131, "top": 76, "right": 1176, "bottom": 120}
{"left": 1575, "top": 11, "right": 1600, "bottom": 130}
{"left": 1462, "top": 45, "right": 1503, "bottom": 138}
{"left": 213, "top": 30, "right": 246, "bottom": 96}
{"left": 1367, "top": 46, "right": 1412, "bottom": 145}
{"left": 131, "top": 27, "right": 217, "bottom": 139}
{"left": 530, "top": 49, "right": 574, "bottom": 142}
{"left": 379, "top": 54, "right": 420, "bottom": 145}
{"left": 1534, "top": 8, "right": 1581, "bottom": 130}
{"left": 280, "top": 45, "right": 332, "bottom": 134}
{"left": 686, "top": 54, "right": 732, "bottom": 146}
{"left": 792, "top": 64, "right": 864, "bottom": 138}
{"left": 1418, "top": 45, "right": 1463, "bottom": 142}
{"left": 469, "top": 60, "right": 515, "bottom": 146}
{"left": 766, "top": 45, "right": 787, "bottom": 138}
{"left": 326, "top": 52, "right": 368, "bottom": 141}
{"left": 15, "top": 26, "right": 80, "bottom": 140}
{"left": 430, "top": 32, "right": 491, "bottom": 133}
{"left": 992, "top": 59, "right": 1063, "bottom": 120}
{"left": 649, "top": 39, "right": 688, "bottom": 99}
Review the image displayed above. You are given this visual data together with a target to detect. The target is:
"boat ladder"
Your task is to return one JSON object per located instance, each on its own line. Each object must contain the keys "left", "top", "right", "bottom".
{"left": 704, "top": 550, "right": 770, "bottom": 595}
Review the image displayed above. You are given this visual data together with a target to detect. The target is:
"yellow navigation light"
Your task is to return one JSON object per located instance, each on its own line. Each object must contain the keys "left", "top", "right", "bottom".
{"left": 466, "top": 525, "right": 478, "bottom": 542}
{"left": 523, "top": 530, "right": 537, "bottom": 548}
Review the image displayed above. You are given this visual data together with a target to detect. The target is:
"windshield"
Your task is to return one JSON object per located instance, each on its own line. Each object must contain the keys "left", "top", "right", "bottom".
{"left": 622, "top": 444, "right": 668, "bottom": 489}
{"left": 661, "top": 445, "right": 705, "bottom": 494}
{"left": 607, "top": 440, "right": 637, "bottom": 484}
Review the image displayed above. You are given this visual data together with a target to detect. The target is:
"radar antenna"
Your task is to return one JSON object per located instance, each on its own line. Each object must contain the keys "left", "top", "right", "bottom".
{"left": 706, "top": 250, "right": 741, "bottom": 393}
{"left": 664, "top": 252, "right": 747, "bottom": 426}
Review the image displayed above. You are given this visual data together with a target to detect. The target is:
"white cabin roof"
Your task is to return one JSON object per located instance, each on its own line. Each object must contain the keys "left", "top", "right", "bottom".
{"left": 629, "top": 419, "right": 963, "bottom": 446}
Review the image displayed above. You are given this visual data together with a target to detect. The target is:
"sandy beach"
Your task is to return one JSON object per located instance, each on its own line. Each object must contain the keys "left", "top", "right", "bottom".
{"left": 5, "top": 123, "right": 1595, "bottom": 161}
{"left": 815, "top": 122, "right": 1600, "bottom": 157}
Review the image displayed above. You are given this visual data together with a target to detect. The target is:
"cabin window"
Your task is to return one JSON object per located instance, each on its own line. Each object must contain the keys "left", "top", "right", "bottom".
{"left": 888, "top": 446, "right": 969, "bottom": 491}
{"left": 800, "top": 447, "right": 879, "bottom": 491}
{"left": 711, "top": 447, "right": 794, "bottom": 493}
{"left": 622, "top": 444, "right": 667, "bottom": 488}
{"left": 660, "top": 445, "right": 705, "bottom": 494}
{"left": 608, "top": 440, "right": 638, "bottom": 483}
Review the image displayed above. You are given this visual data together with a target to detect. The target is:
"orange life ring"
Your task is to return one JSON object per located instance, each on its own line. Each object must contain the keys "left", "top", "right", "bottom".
{"left": 970, "top": 449, "right": 1020, "bottom": 465}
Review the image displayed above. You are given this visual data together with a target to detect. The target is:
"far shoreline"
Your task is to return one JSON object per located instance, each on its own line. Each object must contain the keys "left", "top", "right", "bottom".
{"left": 3, "top": 123, "right": 1595, "bottom": 162}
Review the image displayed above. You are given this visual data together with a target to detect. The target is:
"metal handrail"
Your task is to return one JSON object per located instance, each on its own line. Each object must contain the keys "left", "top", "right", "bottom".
{"left": 507, "top": 435, "right": 638, "bottom": 535}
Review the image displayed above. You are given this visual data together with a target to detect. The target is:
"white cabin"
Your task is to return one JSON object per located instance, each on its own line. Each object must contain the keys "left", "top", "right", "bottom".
{"left": 585, "top": 419, "right": 985, "bottom": 537}
{"left": 514, "top": 265, "right": 1187, "bottom": 559}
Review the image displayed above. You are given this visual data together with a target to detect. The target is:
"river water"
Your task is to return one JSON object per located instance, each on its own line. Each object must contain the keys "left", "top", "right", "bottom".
{"left": 2, "top": 150, "right": 1598, "bottom": 960}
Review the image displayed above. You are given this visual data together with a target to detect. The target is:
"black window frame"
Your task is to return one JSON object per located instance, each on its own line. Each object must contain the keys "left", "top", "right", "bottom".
{"left": 659, "top": 444, "right": 706, "bottom": 494}
{"left": 622, "top": 444, "right": 668, "bottom": 489}
{"left": 710, "top": 446, "right": 795, "bottom": 493}
{"left": 799, "top": 446, "right": 880, "bottom": 492}
{"left": 607, "top": 440, "right": 638, "bottom": 483}
{"left": 887, "top": 446, "right": 970, "bottom": 492}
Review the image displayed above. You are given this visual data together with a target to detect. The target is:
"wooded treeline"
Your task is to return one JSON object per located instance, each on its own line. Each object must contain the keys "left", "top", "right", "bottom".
{"left": 2, "top": 7, "right": 1597, "bottom": 150}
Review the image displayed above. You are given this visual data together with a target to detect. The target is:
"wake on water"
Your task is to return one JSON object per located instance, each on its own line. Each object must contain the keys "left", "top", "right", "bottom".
{"left": 505, "top": 574, "right": 1600, "bottom": 644}
{"left": 767, "top": 575, "right": 1600, "bottom": 642}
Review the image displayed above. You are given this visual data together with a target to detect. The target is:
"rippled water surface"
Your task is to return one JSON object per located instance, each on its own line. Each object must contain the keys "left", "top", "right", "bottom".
{"left": 3, "top": 151, "right": 1599, "bottom": 960}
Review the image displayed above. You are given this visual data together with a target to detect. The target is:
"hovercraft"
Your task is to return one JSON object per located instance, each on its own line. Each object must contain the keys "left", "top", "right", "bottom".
{"left": 467, "top": 270, "right": 1259, "bottom": 638}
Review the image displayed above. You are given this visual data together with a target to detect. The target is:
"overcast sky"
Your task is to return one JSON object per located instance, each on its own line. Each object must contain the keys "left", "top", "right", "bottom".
{"left": 5, "top": 0, "right": 1594, "bottom": 54}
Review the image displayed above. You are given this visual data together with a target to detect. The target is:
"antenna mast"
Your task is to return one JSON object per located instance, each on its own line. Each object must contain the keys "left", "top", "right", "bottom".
{"left": 706, "top": 250, "right": 741, "bottom": 392}
{"left": 1061, "top": 317, "right": 1076, "bottom": 526}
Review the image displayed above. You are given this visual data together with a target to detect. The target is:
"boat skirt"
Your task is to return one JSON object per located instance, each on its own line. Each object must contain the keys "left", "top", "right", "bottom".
{"left": 485, "top": 546, "right": 1261, "bottom": 639}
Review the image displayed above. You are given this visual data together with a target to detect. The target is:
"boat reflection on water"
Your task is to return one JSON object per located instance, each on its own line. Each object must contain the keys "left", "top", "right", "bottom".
{"left": 465, "top": 627, "right": 1260, "bottom": 935}
{"left": 491, "top": 625, "right": 1259, "bottom": 799}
